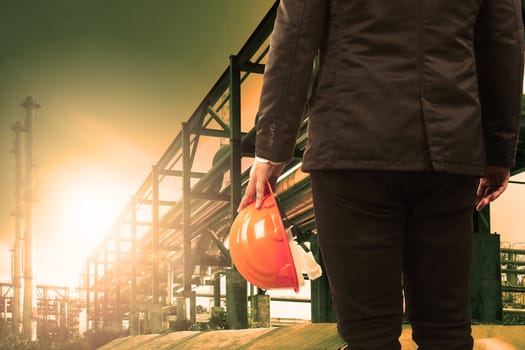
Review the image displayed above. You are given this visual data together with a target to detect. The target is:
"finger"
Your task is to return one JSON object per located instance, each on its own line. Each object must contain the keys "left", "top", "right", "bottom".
{"left": 486, "top": 188, "right": 504, "bottom": 202}
{"left": 237, "top": 194, "right": 249, "bottom": 212}
{"left": 476, "top": 185, "right": 487, "bottom": 204}
{"left": 476, "top": 194, "right": 493, "bottom": 211}
{"left": 475, "top": 187, "right": 505, "bottom": 212}
{"left": 255, "top": 179, "right": 267, "bottom": 209}
{"left": 238, "top": 178, "right": 256, "bottom": 212}
{"left": 476, "top": 179, "right": 489, "bottom": 205}
{"left": 476, "top": 198, "right": 489, "bottom": 212}
{"left": 238, "top": 194, "right": 250, "bottom": 212}
{"left": 476, "top": 182, "right": 487, "bottom": 197}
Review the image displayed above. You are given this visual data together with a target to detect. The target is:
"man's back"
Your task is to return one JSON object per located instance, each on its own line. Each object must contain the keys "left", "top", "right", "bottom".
{"left": 241, "top": 1, "right": 524, "bottom": 348}
{"left": 256, "top": 0, "right": 523, "bottom": 176}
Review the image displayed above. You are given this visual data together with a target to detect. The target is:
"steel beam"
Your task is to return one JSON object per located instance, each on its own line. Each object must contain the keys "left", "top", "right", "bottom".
{"left": 190, "top": 191, "right": 230, "bottom": 202}
{"left": 502, "top": 248, "right": 525, "bottom": 255}
{"left": 158, "top": 169, "right": 206, "bottom": 178}
{"left": 207, "top": 105, "right": 231, "bottom": 133}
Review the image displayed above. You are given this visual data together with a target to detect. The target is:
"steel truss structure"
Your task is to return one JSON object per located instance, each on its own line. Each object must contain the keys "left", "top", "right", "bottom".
{"left": 82, "top": 2, "right": 322, "bottom": 333}
{"left": 80, "top": 1, "right": 525, "bottom": 334}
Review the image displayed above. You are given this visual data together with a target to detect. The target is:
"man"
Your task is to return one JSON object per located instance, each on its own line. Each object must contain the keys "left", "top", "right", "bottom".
{"left": 238, "top": 1, "right": 523, "bottom": 349}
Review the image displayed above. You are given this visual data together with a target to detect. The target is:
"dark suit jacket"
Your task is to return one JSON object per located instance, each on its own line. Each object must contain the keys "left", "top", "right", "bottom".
{"left": 255, "top": 0, "right": 524, "bottom": 176}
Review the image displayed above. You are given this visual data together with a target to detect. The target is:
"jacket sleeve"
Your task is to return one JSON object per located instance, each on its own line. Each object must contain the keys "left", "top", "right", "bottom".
{"left": 475, "top": 0, "right": 524, "bottom": 168}
{"left": 255, "top": 0, "right": 327, "bottom": 163}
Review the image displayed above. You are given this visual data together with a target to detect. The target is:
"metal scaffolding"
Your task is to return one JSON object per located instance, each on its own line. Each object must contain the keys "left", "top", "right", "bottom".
{"left": 501, "top": 243, "right": 525, "bottom": 306}
{"left": 35, "top": 285, "right": 83, "bottom": 345}
{"left": 82, "top": 3, "right": 261, "bottom": 332}
{"left": 80, "top": 2, "right": 324, "bottom": 333}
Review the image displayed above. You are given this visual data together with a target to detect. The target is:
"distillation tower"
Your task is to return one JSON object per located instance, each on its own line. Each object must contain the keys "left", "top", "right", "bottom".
{"left": 4, "top": 97, "right": 40, "bottom": 337}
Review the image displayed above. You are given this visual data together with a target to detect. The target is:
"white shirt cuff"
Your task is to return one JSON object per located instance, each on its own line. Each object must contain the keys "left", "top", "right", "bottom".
{"left": 255, "top": 156, "right": 284, "bottom": 165}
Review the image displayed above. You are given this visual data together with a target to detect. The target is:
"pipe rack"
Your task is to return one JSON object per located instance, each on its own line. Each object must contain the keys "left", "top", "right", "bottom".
{"left": 81, "top": 1, "right": 525, "bottom": 334}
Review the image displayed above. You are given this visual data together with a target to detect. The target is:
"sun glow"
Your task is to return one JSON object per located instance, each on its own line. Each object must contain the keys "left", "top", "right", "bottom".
{"left": 35, "top": 166, "right": 132, "bottom": 287}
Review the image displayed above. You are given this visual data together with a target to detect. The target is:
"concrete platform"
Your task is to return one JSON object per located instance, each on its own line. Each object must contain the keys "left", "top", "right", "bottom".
{"left": 98, "top": 324, "right": 525, "bottom": 350}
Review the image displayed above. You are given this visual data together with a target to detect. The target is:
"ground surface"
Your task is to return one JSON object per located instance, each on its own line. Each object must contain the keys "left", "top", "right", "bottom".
{"left": 98, "top": 323, "right": 525, "bottom": 350}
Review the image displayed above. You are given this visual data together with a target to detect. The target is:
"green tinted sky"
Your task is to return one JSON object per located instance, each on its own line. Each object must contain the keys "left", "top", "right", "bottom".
{"left": 0, "top": 0, "right": 275, "bottom": 284}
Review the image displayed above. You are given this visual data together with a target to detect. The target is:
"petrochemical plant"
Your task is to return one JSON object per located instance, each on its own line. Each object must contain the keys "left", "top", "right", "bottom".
{"left": 1, "top": 3, "right": 525, "bottom": 346}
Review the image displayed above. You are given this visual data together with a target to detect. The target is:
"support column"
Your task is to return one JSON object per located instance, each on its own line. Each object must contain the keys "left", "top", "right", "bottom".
{"left": 181, "top": 122, "right": 194, "bottom": 324}
{"left": 225, "top": 269, "right": 247, "bottom": 329}
{"left": 150, "top": 166, "right": 162, "bottom": 331}
{"left": 167, "top": 263, "right": 173, "bottom": 306}
{"left": 130, "top": 198, "right": 138, "bottom": 335}
{"left": 471, "top": 232, "right": 502, "bottom": 322}
{"left": 229, "top": 56, "right": 242, "bottom": 222}
{"left": 103, "top": 240, "right": 109, "bottom": 327}
{"left": 182, "top": 123, "right": 192, "bottom": 295}
{"left": 85, "top": 262, "right": 90, "bottom": 331}
{"left": 253, "top": 294, "right": 270, "bottom": 328}
{"left": 115, "top": 228, "right": 121, "bottom": 330}
{"left": 93, "top": 261, "right": 99, "bottom": 330}
{"left": 214, "top": 273, "right": 221, "bottom": 308}
{"left": 152, "top": 166, "right": 160, "bottom": 304}
{"left": 227, "top": 54, "right": 248, "bottom": 329}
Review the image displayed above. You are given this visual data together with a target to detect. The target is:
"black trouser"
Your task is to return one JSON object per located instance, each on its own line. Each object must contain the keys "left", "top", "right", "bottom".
{"left": 310, "top": 170, "right": 477, "bottom": 350}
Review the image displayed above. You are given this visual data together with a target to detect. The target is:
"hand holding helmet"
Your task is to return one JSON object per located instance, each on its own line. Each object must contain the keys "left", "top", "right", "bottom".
{"left": 230, "top": 183, "right": 322, "bottom": 292}
{"left": 238, "top": 157, "right": 285, "bottom": 212}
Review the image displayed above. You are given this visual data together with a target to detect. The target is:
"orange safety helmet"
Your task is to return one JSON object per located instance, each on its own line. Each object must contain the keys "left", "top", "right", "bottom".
{"left": 229, "top": 186, "right": 300, "bottom": 292}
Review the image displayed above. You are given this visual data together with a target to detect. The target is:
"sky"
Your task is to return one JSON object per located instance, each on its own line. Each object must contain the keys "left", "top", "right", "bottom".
{"left": 0, "top": 0, "right": 524, "bottom": 290}
{"left": 0, "top": 0, "right": 275, "bottom": 287}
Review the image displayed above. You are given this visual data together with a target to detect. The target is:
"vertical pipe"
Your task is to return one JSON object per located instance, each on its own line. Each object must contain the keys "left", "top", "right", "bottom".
{"left": 21, "top": 96, "right": 40, "bottom": 338}
{"left": 182, "top": 123, "right": 192, "bottom": 297}
{"left": 12, "top": 121, "right": 22, "bottom": 328}
{"left": 167, "top": 263, "right": 173, "bottom": 306}
{"left": 103, "top": 240, "right": 108, "bottom": 326}
{"left": 130, "top": 199, "right": 137, "bottom": 335}
{"left": 43, "top": 287, "right": 48, "bottom": 326}
{"left": 152, "top": 166, "right": 160, "bottom": 305}
{"left": 65, "top": 288, "right": 70, "bottom": 337}
{"left": 93, "top": 260, "right": 99, "bottom": 330}
{"left": 85, "top": 262, "right": 90, "bottom": 331}
{"left": 115, "top": 229, "right": 121, "bottom": 329}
